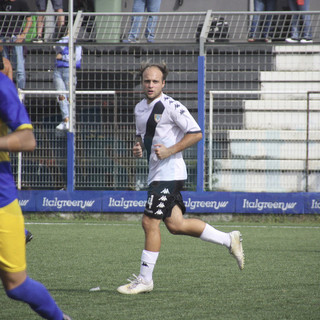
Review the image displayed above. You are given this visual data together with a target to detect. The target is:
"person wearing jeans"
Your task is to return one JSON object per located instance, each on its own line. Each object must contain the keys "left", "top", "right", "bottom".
{"left": 123, "top": 0, "right": 162, "bottom": 43}
{"left": 286, "top": 0, "right": 312, "bottom": 43}
{"left": 248, "top": 0, "right": 276, "bottom": 42}
{"left": 1, "top": 37, "right": 26, "bottom": 90}
{"left": 53, "top": 33, "right": 82, "bottom": 131}
{"left": 0, "top": 0, "right": 33, "bottom": 91}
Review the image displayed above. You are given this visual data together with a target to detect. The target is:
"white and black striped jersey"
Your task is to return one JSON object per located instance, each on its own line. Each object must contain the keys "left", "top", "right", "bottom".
{"left": 135, "top": 93, "right": 202, "bottom": 185}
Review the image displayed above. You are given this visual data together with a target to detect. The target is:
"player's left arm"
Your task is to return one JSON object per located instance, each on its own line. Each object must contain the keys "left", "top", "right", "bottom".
{"left": 154, "top": 131, "right": 202, "bottom": 160}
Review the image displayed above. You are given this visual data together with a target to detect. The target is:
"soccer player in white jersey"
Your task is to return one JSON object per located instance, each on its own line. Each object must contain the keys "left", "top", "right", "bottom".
{"left": 117, "top": 63, "right": 244, "bottom": 295}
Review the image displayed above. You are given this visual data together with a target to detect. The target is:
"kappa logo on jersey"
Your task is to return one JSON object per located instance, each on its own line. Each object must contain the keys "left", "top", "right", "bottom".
{"left": 180, "top": 109, "right": 186, "bottom": 115}
{"left": 169, "top": 100, "right": 174, "bottom": 104}
{"left": 175, "top": 103, "right": 181, "bottom": 109}
{"left": 154, "top": 114, "right": 162, "bottom": 123}
{"left": 155, "top": 209, "right": 163, "bottom": 215}
{"left": 158, "top": 195, "right": 167, "bottom": 202}
{"left": 161, "top": 188, "right": 170, "bottom": 194}
{"left": 157, "top": 202, "right": 165, "bottom": 208}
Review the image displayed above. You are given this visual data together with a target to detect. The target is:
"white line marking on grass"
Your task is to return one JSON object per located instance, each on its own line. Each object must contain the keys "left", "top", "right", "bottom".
{"left": 24, "top": 222, "right": 320, "bottom": 229}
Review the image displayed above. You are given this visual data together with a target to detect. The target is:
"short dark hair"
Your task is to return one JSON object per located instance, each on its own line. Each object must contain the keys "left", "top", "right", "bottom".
{"left": 140, "top": 62, "right": 169, "bottom": 81}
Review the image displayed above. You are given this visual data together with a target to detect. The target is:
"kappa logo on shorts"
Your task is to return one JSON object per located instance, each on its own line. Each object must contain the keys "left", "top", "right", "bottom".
{"left": 158, "top": 195, "right": 167, "bottom": 202}
{"left": 155, "top": 209, "right": 163, "bottom": 215}
{"left": 161, "top": 188, "right": 170, "bottom": 194}
{"left": 157, "top": 202, "right": 165, "bottom": 208}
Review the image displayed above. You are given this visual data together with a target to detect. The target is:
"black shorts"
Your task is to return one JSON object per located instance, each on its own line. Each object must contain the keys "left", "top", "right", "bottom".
{"left": 144, "top": 180, "right": 186, "bottom": 220}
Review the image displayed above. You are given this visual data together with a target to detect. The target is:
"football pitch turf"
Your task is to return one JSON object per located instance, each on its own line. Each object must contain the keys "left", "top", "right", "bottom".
{"left": 1, "top": 216, "right": 319, "bottom": 320}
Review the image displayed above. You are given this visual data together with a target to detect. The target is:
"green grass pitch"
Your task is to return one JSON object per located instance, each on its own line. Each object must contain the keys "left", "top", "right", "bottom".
{"left": 1, "top": 217, "right": 319, "bottom": 320}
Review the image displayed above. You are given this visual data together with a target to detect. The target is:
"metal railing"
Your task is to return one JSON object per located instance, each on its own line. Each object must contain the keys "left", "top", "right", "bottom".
{"left": 1, "top": 11, "right": 320, "bottom": 45}
{"left": 1, "top": 11, "right": 319, "bottom": 193}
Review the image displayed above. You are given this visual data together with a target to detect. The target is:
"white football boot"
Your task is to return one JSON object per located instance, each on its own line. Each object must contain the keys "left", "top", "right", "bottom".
{"left": 229, "top": 231, "right": 245, "bottom": 270}
{"left": 117, "top": 274, "right": 154, "bottom": 294}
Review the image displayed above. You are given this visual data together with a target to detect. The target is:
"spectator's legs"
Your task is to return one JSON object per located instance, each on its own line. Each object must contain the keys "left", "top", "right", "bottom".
{"left": 53, "top": 68, "right": 69, "bottom": 121}
{"left": 128, "top": 0, "right": 146, "bottom": 41}
{"left": 300, "top": 0, "right": 312, "bottom": 40}
{"left": 249, "top": 0, "right": 265, "bottom": 39}
{"left": 288, "top": 0, "right": 300, "bottom": 39}
{"left": 262, "top": 0, "right": 276, "bottom": 39}
{"left": 145, "top": 0, "right": 162, "bottom": 41}
{"left": 12, "top": 45, "right": 26, "bottom": 90}
{"left": 55, "top": 8, "right": 65, "bottom": 28}
{"left": 3, "top": 39, "right": 26, "bottom": 90}
{"left": 36, "top": 13, "right": 45, "bottom": 39}
{"left": 52, "top": 0, "right": 65, "bottom": 39}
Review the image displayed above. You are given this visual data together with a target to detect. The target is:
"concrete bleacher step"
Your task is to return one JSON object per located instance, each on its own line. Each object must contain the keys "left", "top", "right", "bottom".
{"left": 212, "top": 159, "right": 320, "bottom": 192}
{"left": 243, "top": 100, "right": 320, "bottom": 130}
{"left": 260, "top": 71, "right": 320, "bottom": 100}
{"left": 274, "top": 45, "right": 320, "bottom": 71}
{"left": 228, "top": 130, "right": 320, "bottom": 159}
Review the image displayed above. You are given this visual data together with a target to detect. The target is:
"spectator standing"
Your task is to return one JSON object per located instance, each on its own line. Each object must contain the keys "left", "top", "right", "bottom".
{"left": 286, "top": 0, "right": 313, "bottom": 43}
{"left": 248, "top": 0, "right": 276, "bottom": 42}
{"left": 0, "top": 0, "right": 32, "bottom": 91}
{"left": 53, "top": 31, "right": 82, "bottom": 131}
{"left": 0, "top": 72, "right": 72, "bottom": 320}
{"left": 117, "top": 63, "right": 244, "bottom": 295}
{"left": 33, "top": 0, "right": 65, "bottom": 43}
{"left": 123, "top": 0, "right": 162, "bottom": 43}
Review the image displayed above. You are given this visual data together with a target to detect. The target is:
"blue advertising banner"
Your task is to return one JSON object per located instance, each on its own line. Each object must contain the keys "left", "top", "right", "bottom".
{"left": 304, "top": 193, "right": 320, "bottom": 214}
{"left": 236, "top": 192, "right": 304, "bottom": 214}
{"left": 102, "top": 191, "right": 147, "bottom": 212}
{"left": 18, "top": 190, "right": 319, "bottom": 214}
{"left": 18, "top": 190, "right": 103, "bottom": 212}
{"left": 183, "top": 191, "right": 236, "bottom": 213}
{"left": 18, "top": 190, "right": 36, "bottom": 212}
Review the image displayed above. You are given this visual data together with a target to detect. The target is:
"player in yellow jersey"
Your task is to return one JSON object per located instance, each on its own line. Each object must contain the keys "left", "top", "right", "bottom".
{"left": 0, "top": 70, "right": 72, "bottom": 319}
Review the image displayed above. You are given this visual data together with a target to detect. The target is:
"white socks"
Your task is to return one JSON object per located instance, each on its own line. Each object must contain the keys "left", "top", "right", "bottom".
{"left": 139, "top": 250, "right": 159, "bottom": 283}
{"left": 139, "top": 225, "right": 229, "bottom": 283}
{"left": 200, "top": 223, "right": 231, "bottom": 247}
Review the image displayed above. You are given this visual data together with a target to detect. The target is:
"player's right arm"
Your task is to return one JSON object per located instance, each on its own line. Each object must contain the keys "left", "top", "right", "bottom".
{"left": 133, "top": 136, "right": 144, "bottom": 158}
{"left": 0, "top": 57, "right": 13, "bottom": 80}
{"left": 0, "top": 74, "right": 36, "bottom": 153}
{"left": 0, "top": 129, "right": 36, "bottom": 153}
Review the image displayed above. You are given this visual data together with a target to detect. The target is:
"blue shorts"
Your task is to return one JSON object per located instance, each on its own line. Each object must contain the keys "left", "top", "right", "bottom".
{"left": 0, "top": 199, "right": 26, "bottom": 272}
{"left": 144, "top": 180, "right": 186, "bottom": 220}
{"left": 36, "top": 0, "right": 63, "bottom": 11}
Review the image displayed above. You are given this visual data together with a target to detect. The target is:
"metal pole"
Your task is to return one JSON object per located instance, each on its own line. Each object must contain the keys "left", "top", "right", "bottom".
{"left": 197, "top": 56, "right": 205, "bottom": 192}
{"left": 67, "top": 0, "right": 75, "bottom": 191}
{"left": 306, "top": 92, "right": 310, "bottom": 192}
{"left": 68, "top": 0, "right": 74, "bottom": 132}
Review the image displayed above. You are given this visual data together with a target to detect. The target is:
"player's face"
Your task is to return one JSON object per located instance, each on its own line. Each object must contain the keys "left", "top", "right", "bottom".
{"left": 142, "top": 67, "right": 165, "bottom": 104}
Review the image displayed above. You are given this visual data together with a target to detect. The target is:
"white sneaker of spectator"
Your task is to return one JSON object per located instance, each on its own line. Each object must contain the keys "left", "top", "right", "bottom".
{"left": 56, "top": 121, "right": 70, "bottom": 131}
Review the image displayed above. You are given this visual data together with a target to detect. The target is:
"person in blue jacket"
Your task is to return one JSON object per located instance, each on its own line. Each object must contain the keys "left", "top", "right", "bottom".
{"left": 53, "top": 30, "right": 82, "bottom": 131}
